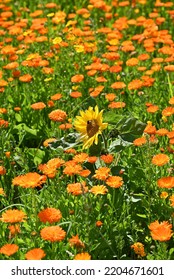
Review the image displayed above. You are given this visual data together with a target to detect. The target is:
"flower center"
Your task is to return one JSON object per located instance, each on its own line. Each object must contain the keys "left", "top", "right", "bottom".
{"left": 86, "top": 119, "right": 99, "bottom": 138}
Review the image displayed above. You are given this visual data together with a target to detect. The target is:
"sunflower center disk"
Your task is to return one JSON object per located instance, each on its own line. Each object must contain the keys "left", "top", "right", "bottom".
{"left": 86, "top": 120, "right": 99, "bottom": 138}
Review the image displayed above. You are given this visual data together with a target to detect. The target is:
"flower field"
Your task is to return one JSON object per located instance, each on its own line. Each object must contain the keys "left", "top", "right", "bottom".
{"left": 0, "top": 0, "right": 174, "bottom": 260}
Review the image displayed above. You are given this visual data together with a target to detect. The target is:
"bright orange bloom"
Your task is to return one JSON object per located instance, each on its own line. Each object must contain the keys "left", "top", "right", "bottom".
{"left": 0, "top": 165, "right": 6, "bottom": 175}
{"left": 169, "top": 195, "right": 174, "bottom": 207}
{"left": 111, "top": 81, "right": 126, "bottom": 89}
{"left": 48, "top": 109, "right": 67, "bottom": 122}
{"left": 67, "top": 182, "right": 88, "bottom": 195}
{"left": 144, "top": 123, "right": 156, "bottom": 134}
{"left": 19, "top": 74, "right": 32, "bottom": 82}
{"left": 31, "top": 102, "right": 46, "bottom": 110}
{"left": 59, "top": 123, "right": 72, "bottom": 130}
{"left": 43, "top": 138, "right": 57, "bottom": 147}
{"left": 126, "top": 57, "right": 139, "bottom": 66}
{"left": 12, "top": 172, "right": 47, "bottom": 188}
{"left": 169, "top": 96, "right": 174, "bottom": 105}
{"left": 167, "top": 131, "right": 174, "bottom": 139}
{"left": 96, "top": 220, "right": 103, "bottom": 227}
{"left": 108, "top": 101, "right": 126, "bottom": 109}
{"left": 0, "top": 187, "right": 6, "bottom": 196}
{"left": 87, "top": 156, "right": 97, "bottom": 164}
{"left": 157, "top": 177, "right": 174, "bottom": 188}
{"left": 160, "top": 192, "right": 169, "bottom": 199}
{"left": 25, "top": 248, "right": 46, "bottom": 260}
{"left": 73, "top": 153, "right": 88, "bottom": 163}
{"left": 147, "top": 105, "right": 159, "bottom": 113}
{"left": 8, "top": 224, "right": 20, "bottom": 237}
{"left": 0, "top": 244, "right": 19, "bottom": 256}
{"left": 70, "top": 91, "right": 82, "bottom": 98}
{"left": 1, "top": 209, "right": 27, "bottom": 223}
{"left": 79, "top": 169, "right": 91, "bottom": 177}
{"left": 51, "top": 93, "right": 62, "bottom": 100}
{"left": 38, "top": 158, "right": 65, "bottom": 178}
{"left": 151, "top": 154, "right": 170, "bottom": 166}
{"left": 40, "top": 226, "right": 66, "bottom": 242}
{"left": 0, "top": 119, "right": 8, "bottom": 128}
{"left": 105, "top": 93, "right": 116, "bottom": 101}
{"left": 100, "top": 154, "right": 114, "bottom": 164}
{"left": 93, "top": 167, "right": 110, "bottom": 181}
{"left": 90, "top": 185, "right": 108, "bottom": 195}
{"left": 156, "top": 128, "right": 169, "bottom": 136}
{"left": 3, "top": 61, "right": 19, "bottom": 70}
{"left": 148, "top": 220, "right": 173, "bottom": 241}
{"left": 71, "top": 74, "right": 84, "bottom": 83}
{"left": 38, "top": 208, "right": 62, "bottom": 224}
{"left": 162, "top": 107, "right": 174, "bottom": 117}
{"left": 106, "top": 176, "right": 123, "bottom": 188}
{"left": 128, "top": 79, "right": 143, "bottom": 90}
{"left": 63, "top": 161, "right": 83, "bottom": 176}
{"left": 69, "top": 235, "right": 85, "bottom": 248}
{"left": 133, "top": 137, "right": 147, "bottom": 146}
{"left": 74, "top": 252, "right": 91, "bottom": 260}
{"left": 164, "top": 65, "right": 174, "bottom": 72}
{"left": 131, "top": 242, "right": 146, "bottom": 257}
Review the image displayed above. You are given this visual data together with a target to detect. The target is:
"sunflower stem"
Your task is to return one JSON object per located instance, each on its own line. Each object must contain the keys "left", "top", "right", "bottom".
{"left": 101, "top": 132, "right": 107, "bottom": 152}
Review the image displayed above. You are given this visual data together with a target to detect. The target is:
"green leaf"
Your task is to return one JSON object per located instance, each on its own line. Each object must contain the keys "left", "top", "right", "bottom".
{"left": 136, "top": 214, "right": 147, "bottom": 218}
{"left": 103, "top": 112, "right": 123, "bottom": 125}
{"left": 27, "top": 148, "right": 45, "bottom": 165}
{"left": 14, "top": 123, "right": 37, "bottom": 136}
{"left": 15, "top": 113, "right": 22, "bottom": 122}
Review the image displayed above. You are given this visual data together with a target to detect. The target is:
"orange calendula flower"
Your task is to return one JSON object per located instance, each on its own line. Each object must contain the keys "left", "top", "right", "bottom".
{"left": 74, "top": 252, "right": 91, "bottom": 260}
{"left": 73, "top": 153, "right": 88, "bottom": 163}
{"left": 96, "top": 220, "right": 103, "bottom": 227}
{"left": 131, "top": 242, "right": 146, "bottom": 257}
{"left": 31, "top": 102, "right": 46, "bottom": 110}
{"left": 108, "top": 101, "right": 126, "bottom": 109}
{"left": 151, "top": 154, "right": 170, "bottom": 166}
{"left": 128, "top": 79, "right": 143, "bottom": 90}
{"left": 169, "top": 195, "right": 174, "bottom": 207}
{"left": 43, "top": 138, "right": 57, "bottom": 147}
{"left": 19, "top": 74, "right": 32, "bottom": 82}
{"left": 100, "top": 154, "right": 114, "bottom": 164}
{"left": 1, "top": 209, "right": 27, "bottom": 223}
{"left": 63, "top": 161, "right": 83, "bottom": 176}
{"left": 148, "top": 220, "right": 173, "bottom": 241}
{"left": 0, "top": 165, "right": 6, "bottom": 175}
{"left": 0, "top": 244, "right": 19, "bottom": 257}
{"left": 160, "top": 192, "right": 168, "bottom": 199}
{"left": 90, "top": 185, "right": 108, "bottom": 195}
{"left": 25, "top": 248, "right": 46, "bottom": 260}
{"left": 40, "top": 225, "right": 66, "bottom": 242}
{"left": 106, "top": 176, "right": 123, "bottom": 188}
{"left": 144, "top": 122, "right": 156, "bottom": 135}
{"left": 51, "top": 93, "right": 62, "bottom": 100}
{"left": 69, "top": 235, "right": 85, "bottom": 248}
{"left": 12, "top": 172, "right": 47, "bottom": 188}
{"left": 8, "top": 224, "right": 20, "bottom": 237}
{"left": 67, "top": 182, "right": 88, "bottom": 195}
{"left": 162, "top": 107, "right": 174, "bottom": 117}
{"left": 0, "top": 187, "right": 6, "bottom": 196}
{"left": 111, "top": 81, "right": 126, "bottom": 89}
{"left": 93, "top": 167, "right": 110, "bottom": 181}
{"left": 38, "top": 208, "right": 62, "bottom": 224}
{"left": 133, "top": 136, "right": 147, "bottom": 146}
{"left": 157, "top": 177, "right": 174, "bottom": 188}
{"left": 71, "top": 74, "right": 84, "bottom": 83}
{"left": 48, "top": 109, "right": 67, "bottom": 122}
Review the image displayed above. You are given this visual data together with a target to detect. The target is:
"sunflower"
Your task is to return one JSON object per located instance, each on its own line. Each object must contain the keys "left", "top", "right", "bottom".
{"left": 74, "top": 106, "right": 108, "bottom": 149}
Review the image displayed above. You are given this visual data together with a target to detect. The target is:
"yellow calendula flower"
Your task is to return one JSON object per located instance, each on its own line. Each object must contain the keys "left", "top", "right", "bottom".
{"left": 74, "top": 106, "right": 108, "bottom": 149}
